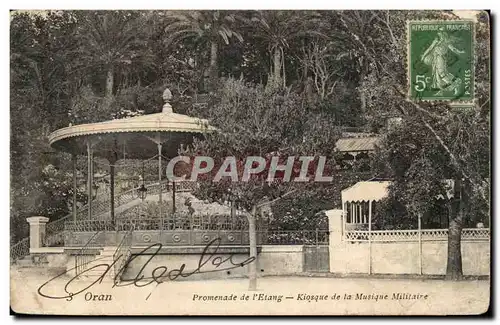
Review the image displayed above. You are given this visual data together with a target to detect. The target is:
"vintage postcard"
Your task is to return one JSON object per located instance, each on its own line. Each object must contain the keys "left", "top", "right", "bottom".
{"left": 10, "top": 9, "right": 491, "bottom": 316}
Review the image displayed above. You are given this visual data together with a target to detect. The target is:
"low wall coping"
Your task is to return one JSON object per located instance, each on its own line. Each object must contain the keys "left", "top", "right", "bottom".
{"left": 57, "top": 245, "right": 310, "bottom": 255}
{"left": 30, "top": 247, "right": 65, "bottom": 254}
{"left": 130, "top": 246, "right": 256, "bottom": 255}
{"left": 260, "top": 245, "right": 304, "bottom": 253}
{"left": 129, "top": 245, "right": 307, "bottom": 254}
{"left": 63, "top": 248, "right": 103, "bottom": 255}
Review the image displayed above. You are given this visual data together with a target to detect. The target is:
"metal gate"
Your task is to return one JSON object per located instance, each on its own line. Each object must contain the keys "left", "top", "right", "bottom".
{"left": 303, "top": 245, "right": 329, "bottom": 272}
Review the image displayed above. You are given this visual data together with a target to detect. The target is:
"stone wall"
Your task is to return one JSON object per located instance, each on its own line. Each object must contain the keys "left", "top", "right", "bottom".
{"left": 259, "top": 245, "right": 305, "bottom": 274}
{"left": 122, "top": 245, "right": 307, "bottom": 281}
{"left": 327, "top": 209, "right": 490, "bottom": 276}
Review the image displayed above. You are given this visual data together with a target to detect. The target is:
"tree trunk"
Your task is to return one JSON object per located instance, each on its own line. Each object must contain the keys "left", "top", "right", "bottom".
{"left": 359, "top": 78, "right": 366, "bottom": 115}
{"left": 305, "top": 77, "right": 314, "bottom": 104}
{"left": 446, "top": 218, "right": 463, "bottom": 280}
{"left": 302, "top": 49, "right": 308, "bottom": 88}
{"left": 446, "top": 178, "right": 464, "bottom": 280}
{"left": 106, "top": 67, "right": 114, "bottom": 99}
{"left": 270, "top": 46, "right": 282, "bottom": 89}
{"left": 209, "top": 40, "right": 218, "bottom": 91}
{"left": 104, "top": 66, "right": 114, "bottom": 112}
{"left": 281, "top": 47, "right": 286, "bottom": 88}
{"left": 248, "top": 206, "right": 258, "bottom": 290}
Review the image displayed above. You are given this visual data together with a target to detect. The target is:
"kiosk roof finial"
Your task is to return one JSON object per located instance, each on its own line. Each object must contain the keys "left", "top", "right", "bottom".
{"left": 162, "top": 88, "right": 173, "bottom": 113}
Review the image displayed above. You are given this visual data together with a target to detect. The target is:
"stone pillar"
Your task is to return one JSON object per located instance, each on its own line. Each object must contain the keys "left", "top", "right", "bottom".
{"left": 26, "top": 216, "right": 50, "bottom": 251}
{"left": 326, "top": 209, "right": 344, "bottom": 273}
{"left": 326, "top": 209, "right": 343, "bottom": 244}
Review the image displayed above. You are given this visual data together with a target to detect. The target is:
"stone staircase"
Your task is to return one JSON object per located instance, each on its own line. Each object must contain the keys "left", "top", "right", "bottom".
{"left": 109, "top": 191, "right": 243, "bottom": 220}
{"left": 70, "top": 247, "right": 117, "bottom": 280}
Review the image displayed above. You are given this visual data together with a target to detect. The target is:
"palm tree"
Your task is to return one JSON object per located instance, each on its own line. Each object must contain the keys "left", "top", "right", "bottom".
{"left": 245, "top": 10, "right": 326, "bottom": 90}
{"left": 75, "top": 11, "right": 155, "bottom": 101}
{"left": 328, "top": 10, "right": 403, "bottom": 114}
{"left": 163, "top": 10, "right": 243, "bottom": 91}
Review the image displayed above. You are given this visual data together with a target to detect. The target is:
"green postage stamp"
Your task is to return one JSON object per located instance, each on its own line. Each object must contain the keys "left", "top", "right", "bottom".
{"left": 408, "top": 20, "right": 474, "bottom": 101}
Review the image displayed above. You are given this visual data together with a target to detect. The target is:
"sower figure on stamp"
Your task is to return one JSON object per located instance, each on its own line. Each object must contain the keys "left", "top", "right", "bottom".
{"left": 420, "top": 30, "right": 465, "bottom": 96}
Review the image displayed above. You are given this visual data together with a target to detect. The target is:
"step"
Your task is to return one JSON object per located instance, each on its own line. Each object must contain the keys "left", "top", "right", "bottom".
{"left": 102, "top": 246, "right": 118, "bottom": 253}
{"left": 16, "top": 255, "right": 49, "bottom": 267}
{"left": 68, "top": 248, "right": 122, "bottom": 280}
{"left": 74, "top": 274, "right": 117, "bottom": 282}
{"left": 76, "top": 269, "right": 114, "bottom": 276}
{"left": 16, "top": 259, "right": 37, "bottom": 267}
{"left": 12, "top": 266, "right": 67, "bottom": 277}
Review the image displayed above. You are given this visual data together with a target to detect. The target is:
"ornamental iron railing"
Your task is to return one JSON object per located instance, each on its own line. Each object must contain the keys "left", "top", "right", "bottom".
{"left": 344, "top": 228, "right": 490, "bottom": 242}
{"left": 113, "top": 225, "right": 134, "bottom": 280}
{"left": 261, "top": 230, "right": 329, "bottom": 245}
{"left": 62, "top": 226, "right": 489, "bottom": 247}
{"left": 63, "top": 227, "right": 330, "bottom": 247}
{"left": 65, "top": 220, "right": 115, "bottom": 232}
{"left": 64, "top": 213, "right": 251, "bottom": 233}
{"left": 10, "top": 237, "right": 29, "bottom": 264}
{"left": 116, "top": 212, "right": 251, "bottom": 231}
{"left": 74, "top": 231, "right": 103, "bottom": 276}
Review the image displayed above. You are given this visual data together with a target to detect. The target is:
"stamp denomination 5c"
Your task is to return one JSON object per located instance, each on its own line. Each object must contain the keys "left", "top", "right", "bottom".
{"left": 408, "top": 20, "right": 474, "bottom": 101}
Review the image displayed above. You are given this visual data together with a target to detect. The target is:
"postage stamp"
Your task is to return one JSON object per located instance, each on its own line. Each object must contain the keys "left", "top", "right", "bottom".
{"left": 408, "top": 20, "right": 474, "bottom": 101}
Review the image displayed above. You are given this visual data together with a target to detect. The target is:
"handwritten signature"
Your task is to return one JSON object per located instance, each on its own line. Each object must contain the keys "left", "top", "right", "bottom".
{"left": 37, "top": 237, "right": 255, "bottom": 301}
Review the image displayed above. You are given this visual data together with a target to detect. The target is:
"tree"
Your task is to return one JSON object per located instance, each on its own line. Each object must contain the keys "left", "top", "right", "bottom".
{"left": 298, "top": 35, "right": 363, "bottom": 105}
{"left": 244, "top": 10, "right": 325, "bottom": 90}
{"left": 76, "top": 11, "right": 155, "bottom": 97}
{"left": 363, "top": 11, "right": 490, "bottom": 279}
{"left": 10, "top": 10, "right": 159, "bottom": 241}
{"left": 10, "top": 11, "right": 85, "bottom": 242}
{"left": 327, "top": 11, "right": 408, "bottom": 116}
{"left": 163, "top": 10, "right": 243, "bottom": 92}
{"left": 10, "top": 11, "right": 80, "bottom": 128}
{"left": 271, "top": 170, "right": 372, "bottom": 231}
{"left": 68, "top": 11, "right": 156, "bottom": 123}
